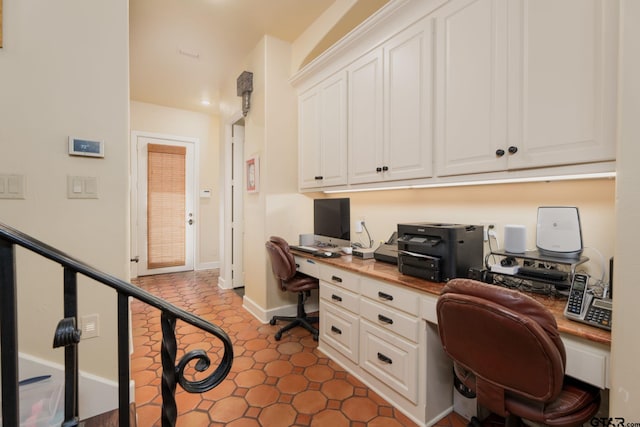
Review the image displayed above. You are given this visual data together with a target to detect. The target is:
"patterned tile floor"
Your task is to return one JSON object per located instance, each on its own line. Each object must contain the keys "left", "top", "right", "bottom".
{"left": 131, "top": 270, "right": 466, "bottom": 427}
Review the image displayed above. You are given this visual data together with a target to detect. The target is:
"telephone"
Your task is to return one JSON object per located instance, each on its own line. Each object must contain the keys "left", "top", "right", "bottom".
{"left": 564, "top": 273, "right": 612, "bottom": 331}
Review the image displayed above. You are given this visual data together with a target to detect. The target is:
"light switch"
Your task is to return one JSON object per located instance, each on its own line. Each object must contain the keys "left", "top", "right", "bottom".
{"left": 0, "top": 174, "right": 25, "bottom": 199}
{"left": 68, "top": 176, "right": 98, "bottom": 199}
{"left": 84, "top": 177, "right": 97, "bottom": 195}
{"left": 73, "top": 178, "right": 83, "bottom": 193}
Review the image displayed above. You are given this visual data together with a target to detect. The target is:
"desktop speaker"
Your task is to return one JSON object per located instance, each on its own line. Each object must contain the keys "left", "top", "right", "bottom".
{"left": 536, "top": 207, "right": 583, "bottom": 259}
{"left": 504, "top": 225, "right": 527, "bottom": 254}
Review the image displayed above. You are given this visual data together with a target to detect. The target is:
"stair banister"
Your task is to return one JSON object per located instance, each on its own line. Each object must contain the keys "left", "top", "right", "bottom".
{"left": 0, "top": 222, "right": 233, "bottom": 427}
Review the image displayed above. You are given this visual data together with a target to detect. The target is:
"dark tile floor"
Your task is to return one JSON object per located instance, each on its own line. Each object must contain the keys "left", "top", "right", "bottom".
{"left": 130, "top": 270, "right": 465, "bottom": 427}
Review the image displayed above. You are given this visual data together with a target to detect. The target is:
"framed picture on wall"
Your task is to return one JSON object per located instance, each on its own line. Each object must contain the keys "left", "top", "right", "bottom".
{"left": 246, "top": 155, "right": 259, "bottom": 193}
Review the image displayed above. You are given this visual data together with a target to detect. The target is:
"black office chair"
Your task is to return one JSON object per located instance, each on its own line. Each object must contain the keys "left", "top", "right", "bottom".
{"left": 436, "top": 278, "right": 601, "bottom": 427}
{"left": 265, "top": 236, "right": 319, "bottom": 341}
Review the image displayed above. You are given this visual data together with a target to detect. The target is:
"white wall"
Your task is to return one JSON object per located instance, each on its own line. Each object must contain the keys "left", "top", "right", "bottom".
{"left": 610, "top": 0, "right": 640, "bottom": 417}
{"left": 0, "top": 0, "right": 129, "bottom": 385}
{"left": 130, "top": 101, "right": 221, "bottom": 270}
{"left": 218, "top": 35, "right": 313, "bottom": 317}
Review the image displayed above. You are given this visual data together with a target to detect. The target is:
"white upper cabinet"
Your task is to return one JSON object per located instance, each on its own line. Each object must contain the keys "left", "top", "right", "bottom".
{"left": 299, "top": 71, "right": 348, "bottom": 189}
{"left": 506, "top": 0, "right": 618, "bottom": 170}
{"left": 435, "top": 0, "right": 618, "bottom": 177}
{"left": 348, "top": 50, "right": 384, "bottom": 184}
{"left": 349, "top": 17, "right": 435, "bottom": 185}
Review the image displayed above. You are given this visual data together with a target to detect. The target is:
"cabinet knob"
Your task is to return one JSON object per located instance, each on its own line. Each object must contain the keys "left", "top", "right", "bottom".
{"left": 495, "top": 149, "right": 505, "bottom": 157}
{"left": 376, "top": 167, "right": 382, "bottom": 172}
{"left": 382, "top": 166, "right": 389, "bottom": 171}
{"left": 314, "top": 176, "right": 323, "bottom": 180}
{"left": 508, "top": 146, "right": 518, "bottom": 154}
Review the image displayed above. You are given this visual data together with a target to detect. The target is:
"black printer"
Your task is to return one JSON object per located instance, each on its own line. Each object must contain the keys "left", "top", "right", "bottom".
{"left": 397, "top": 223, "right": 483, "bottom": 282}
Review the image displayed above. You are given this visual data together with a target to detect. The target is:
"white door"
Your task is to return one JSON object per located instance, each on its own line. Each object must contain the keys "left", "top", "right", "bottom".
{"left": 132, "top": 133, "right": 196, "bottom": 276}
{"left": 231, "top": 124, "right": 244, "bottom": 288}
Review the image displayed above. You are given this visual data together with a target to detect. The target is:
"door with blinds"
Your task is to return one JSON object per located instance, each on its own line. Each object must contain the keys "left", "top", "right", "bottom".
{"left": 133, "top": 135, "right": 196, "bottom": 276}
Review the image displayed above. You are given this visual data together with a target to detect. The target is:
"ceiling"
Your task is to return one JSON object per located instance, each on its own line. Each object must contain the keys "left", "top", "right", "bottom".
{"left": 129, "top": 0, "right": 389, "bottom": 114}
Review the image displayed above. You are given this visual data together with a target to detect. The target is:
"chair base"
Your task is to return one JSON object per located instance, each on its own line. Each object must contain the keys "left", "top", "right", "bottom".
{"left": 270, "top": 315, "right": 319, "bottom": 341}
{"left": 270, "top": 291, "right": 319, "bottom": 341}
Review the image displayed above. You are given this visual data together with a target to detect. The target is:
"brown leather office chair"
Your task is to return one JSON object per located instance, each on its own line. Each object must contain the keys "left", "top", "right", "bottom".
{"left": 266, "top": 236, "right": 319, "bottom": 341}
{"left": 436, "top": 278, "right": 600, "bottom": 427}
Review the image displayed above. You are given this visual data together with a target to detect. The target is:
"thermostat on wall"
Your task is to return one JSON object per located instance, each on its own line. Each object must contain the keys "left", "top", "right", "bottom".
{"left": 68, "top": 137, "right": 104, "bottom": 158}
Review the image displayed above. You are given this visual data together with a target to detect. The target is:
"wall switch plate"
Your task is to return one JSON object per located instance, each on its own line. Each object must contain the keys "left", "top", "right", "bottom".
{"left": 80, "top": 314, "right": 100, "bottom": 339}
{"left": 67, "top": 176, "right": 98, "bottom": 199}
{"left": 0, "top": 174, "right": 25, "bottom": 199}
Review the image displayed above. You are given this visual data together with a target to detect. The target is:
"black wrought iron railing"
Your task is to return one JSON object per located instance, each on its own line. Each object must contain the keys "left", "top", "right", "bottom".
{"left": 0, "top": 222, "right": 233, "bottom": 427}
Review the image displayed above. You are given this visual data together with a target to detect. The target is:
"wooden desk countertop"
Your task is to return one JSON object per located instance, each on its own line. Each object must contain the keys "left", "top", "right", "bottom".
{"left": 294, "top": 251, "right": 612, "bottom": 346}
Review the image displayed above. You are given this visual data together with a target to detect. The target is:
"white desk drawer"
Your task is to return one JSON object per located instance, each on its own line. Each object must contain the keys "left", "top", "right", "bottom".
{"left": 319, "top": 265, "right": 360, "bottom": 293}
{"left": 294, "top": 256, "right": 320, "bottom": 278}
{"left": 361, "top": 278, "right": 420, "bottom": 316}
{"left": 562, "top": 334, "right": 610, "bottom": 389}
{"left": 359, "top": 319, "right": 419, "bottom": 403}
{"left": 420, "top": 293, "right": 439, "bottom": 324}
{"left": 360, "top": 298, "right": 420, "bottom": 343}
{"left": 320, "top": 302, "right": 360, "bottom": 363}
{"left": 320, "top": 281, "right": 359, "bottom": 314}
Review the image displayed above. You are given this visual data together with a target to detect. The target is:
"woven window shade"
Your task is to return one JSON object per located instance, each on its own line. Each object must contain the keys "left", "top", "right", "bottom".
{"left": 147, "top": 144, "right": 186, "bottom": 269}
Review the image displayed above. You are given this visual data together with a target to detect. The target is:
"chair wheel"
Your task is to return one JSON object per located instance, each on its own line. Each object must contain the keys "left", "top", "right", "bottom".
{"left": 275, "top": 332, "right": 282, "bottom": 341}
{"left": 269, "top": 318, "right": 277, "bottom": 325}
{"left": 468, "top": 416, "right": 482, "bottom": 427}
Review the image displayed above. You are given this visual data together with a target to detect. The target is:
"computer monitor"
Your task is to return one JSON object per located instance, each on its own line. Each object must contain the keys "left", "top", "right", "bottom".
{"left": 314, "top": 198, "right": 350, "bottom": 248}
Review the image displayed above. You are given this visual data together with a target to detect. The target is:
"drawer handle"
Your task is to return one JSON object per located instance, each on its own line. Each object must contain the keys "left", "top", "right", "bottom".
{"left": 331, "top": 275, "right": 343, "bottom": 283}
{"left": 331, "top": 294, "right": 343, "bottom": 302}
{"left": 378, "top": 291, "right": 394, "bottom": 301}
{"left": 331, "top": 325, "right": 342, "bottom": 335}
{"left": 378, "top": 314, "right": 393, "bottom": 325}
{"left": 306, "top": 259, "right": 315, "bottom": 264}
{"left": 315, "top": 175, "right": 324, "bottom": 180}
{"left": 377, "top": 352, "right": 393, "bottom": 364}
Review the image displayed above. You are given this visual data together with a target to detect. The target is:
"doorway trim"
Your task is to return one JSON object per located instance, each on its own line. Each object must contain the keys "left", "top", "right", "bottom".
{"left": 219, "top": 111, "right": 245, "bottom": 289}
{"left": 130, "top": 130, "right": 200, "bottom": 278}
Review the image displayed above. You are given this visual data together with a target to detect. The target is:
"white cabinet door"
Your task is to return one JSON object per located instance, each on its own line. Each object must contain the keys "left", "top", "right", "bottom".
{"left": 384, "top": 17, "right": 435, "bottom": 182}
{"left": 299, "top": 89, "right": 322, "bottom": 188}
{"left": 434, "top": 0, "right": 509, "bottom": 177}
{"left": 349, "top": 17, "right": 435, "bottom": 185}
{"left": 506, "top": 0, "right": 618, "bottom": 169}
{"left": 435, "top": 0, "right": 617, "bottom": 177}
{"left": 348, "top": 50, "right": 384, "bottom": 184}
{"left": 299, "top": 72, "right": 348, "bottom": 189}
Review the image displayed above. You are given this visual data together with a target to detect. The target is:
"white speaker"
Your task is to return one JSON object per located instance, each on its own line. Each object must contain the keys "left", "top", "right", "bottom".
{"left": 536, "top": 207, "right": 583, "bottom": 258}
{"left": 504, "top": 225, "right": 527, "bottom": 254}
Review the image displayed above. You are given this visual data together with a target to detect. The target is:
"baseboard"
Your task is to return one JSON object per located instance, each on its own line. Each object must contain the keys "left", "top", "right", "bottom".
{"left": 196, "top": 261, "right": 219, "bottom": 271}
{"left": 242, "top": 294, "right": 319, "bottom": 324}
{"left": 18, "top": 352, "right": 135, "bottom": 420}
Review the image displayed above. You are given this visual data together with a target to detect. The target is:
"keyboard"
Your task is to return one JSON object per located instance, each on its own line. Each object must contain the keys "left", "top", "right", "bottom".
{"left": 290, "top": 245, "right": 318, "bottom": 253}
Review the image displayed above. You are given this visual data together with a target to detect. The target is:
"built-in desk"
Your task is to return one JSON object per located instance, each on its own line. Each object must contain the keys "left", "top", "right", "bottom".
{"left": 293, "top": 251, "right": 611, "bottom": 427}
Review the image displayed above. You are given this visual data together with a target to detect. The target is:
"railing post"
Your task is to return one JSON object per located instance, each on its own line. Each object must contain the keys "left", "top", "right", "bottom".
{"left": 118, "top": 292, "right": 131, "bottom": 427}
{"left": 0, "top": 238, "right": 19, "bottom": 427}
{"left": 161, "top": 312, "right": 178, "bottom": 427}
{"left": 62, "top": 267, "right": 80, "bottom": 427}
